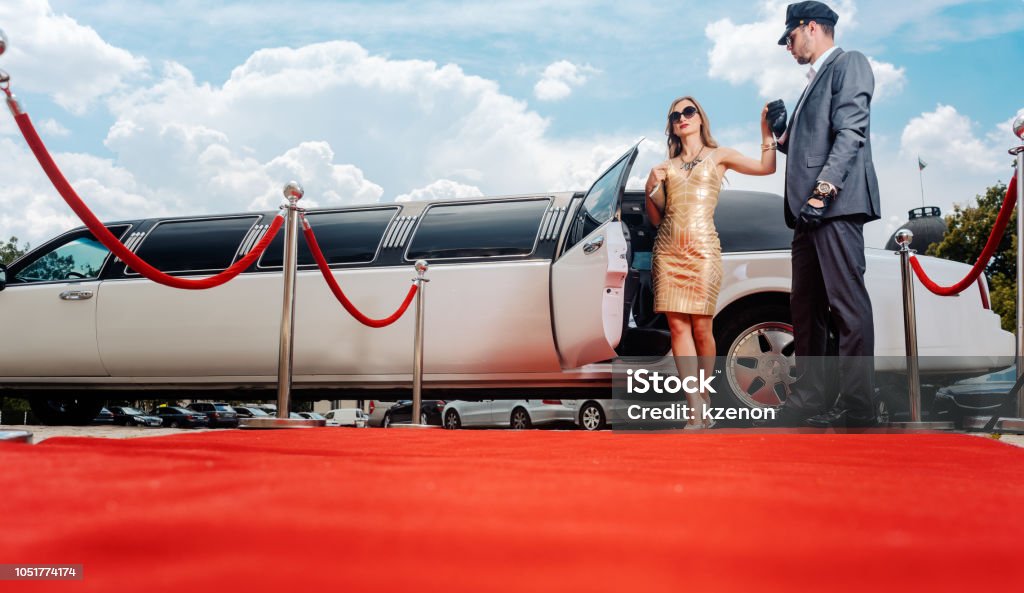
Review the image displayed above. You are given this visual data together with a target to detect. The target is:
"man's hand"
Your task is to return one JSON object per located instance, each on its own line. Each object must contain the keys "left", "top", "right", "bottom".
{"left": 796, "top": 195, "right": 830, "bottom": 231}
{"left": 766, "top": 99, "right": 787, "bottom": 139}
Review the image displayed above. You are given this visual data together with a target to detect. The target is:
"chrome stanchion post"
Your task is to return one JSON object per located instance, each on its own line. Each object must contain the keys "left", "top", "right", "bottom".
{"left": 899, "top": 230, "right": 922, "bottom": 422}
{"left": 891, "top": 230, "right": 953, "bottom": 430}
{"left": 392, "top": 260, "right": 437, "bottom": 429}
{"left": 1015, "top": 115, "right": 1024, "bottom": 422}
{"left": 240, "top": 181, "right": 324, "bottom": 429}
{"left": 965, "top": 115, "right": 1024, "bottom": 434}
{"left": 412, "top": 260, "right": 428, "bottom": 425}
{"left": 276, "top": 181, "right": 302, "bottom": 418}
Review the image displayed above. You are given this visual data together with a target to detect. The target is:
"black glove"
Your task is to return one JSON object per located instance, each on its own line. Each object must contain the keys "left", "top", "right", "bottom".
{"left": 796, "top": 194, "right": 831, "bottom": 232}
{"left": 766, "top": 99, "right": 787, "bottom": 139}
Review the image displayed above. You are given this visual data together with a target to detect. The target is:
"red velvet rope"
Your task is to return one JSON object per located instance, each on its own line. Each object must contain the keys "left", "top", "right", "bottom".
{"left": 13, "top": 110, "right": 283, "bottom": 290}
{"left": 302, "top": 221, "right": 418, "bottom": 328}
{"left": 909, "top": 175, "right": 1017, "bottom": 296}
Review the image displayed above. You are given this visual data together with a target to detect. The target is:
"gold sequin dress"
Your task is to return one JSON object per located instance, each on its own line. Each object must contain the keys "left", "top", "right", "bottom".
{"left": 652, "top": 150, "right": 723, "bottom": 316}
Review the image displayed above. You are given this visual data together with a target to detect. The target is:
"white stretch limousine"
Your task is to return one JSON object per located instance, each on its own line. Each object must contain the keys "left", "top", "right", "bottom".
{"left": 0, "top": 143, "right": 1014, "bottom": 424}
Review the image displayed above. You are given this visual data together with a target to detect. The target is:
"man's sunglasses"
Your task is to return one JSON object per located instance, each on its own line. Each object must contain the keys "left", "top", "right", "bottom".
{"left": 669, "top": 106, "right": 698, "bottom": 123}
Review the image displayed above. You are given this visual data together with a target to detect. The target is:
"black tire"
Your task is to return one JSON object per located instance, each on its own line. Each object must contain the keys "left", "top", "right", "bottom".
{"left": 713, "top": 304, "right": 795, "bottom": 411}
{"left": 578, "top": 402, "right": 607, "bottom": 431}
{"left": 169, "top": 420, "right": 180, "bottom": 429}
{"left": 444, "top": 410, "right": 461, "bottom": 430}
{"left": 29, "top": 397, "right": 103, "bottom": 426}
{"left": 420, "top": 412, "right": 429, "bottom": 426}
{"left": 510, "top": 407, "right": 532, "bottom": 430}
{"left": 714, "top": 302, "right": 839, "bottom": 413}
{"left": 382, "top": 413, "right": 392, "bottom": 428}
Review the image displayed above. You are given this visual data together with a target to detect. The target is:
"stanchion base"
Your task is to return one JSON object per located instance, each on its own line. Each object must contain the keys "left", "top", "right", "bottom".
{"left": 962, "top": 416, "right": 1024, "bottom": 434}
{"left": 387, "top": 423, "right": 443, "bottom": 430}
{"left": 0, "top": 430, "right": 33, "bottom": 444}
{"left": 239, "top": 418, "right": 326, "bottom": 429}
{"left": 886, "top": 421, "right": 955, "bottom": 431}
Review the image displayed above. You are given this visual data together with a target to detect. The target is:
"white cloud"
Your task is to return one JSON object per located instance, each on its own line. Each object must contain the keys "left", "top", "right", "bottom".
{"left": 395, "top": 179, "right": 483, "bottom": 203}
{"left": 866, "top": 58, "right": 906, "bottom": 101}
{"left": 533, "top": 60, "right": 599, "bottom": 102}
{"left": 860, "top": 104, "right": 1024, "bottom": 249}
{"left": 900, "top": 104, "right": 1007, "bottom": 175}
{"left": 37, "top": 118, "right": 70, "bottom": 137}
{"left": 5, "top": 39, "right": 643, "bottom": 246}
{"left": 705, "top": 0, "right": 903, "bottom": 102}
{"left": 0, "top": 0, "right": 148, "bottom": 113}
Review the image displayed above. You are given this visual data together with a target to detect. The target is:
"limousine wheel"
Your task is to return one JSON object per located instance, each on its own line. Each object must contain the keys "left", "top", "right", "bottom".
{"left": 510, "top": 408, "right": 532, "bottom": 430}
{"left": 444, "top": 410, "right": 461, "bottom": 430}
{"left": 579, "top": 402, "right": 606, "bottom": 431}
{"left": 29, "top": 397, "right": 103, "bottom": 426}
{"left": 714, "top": 305, "right": 795, "bottom": 411}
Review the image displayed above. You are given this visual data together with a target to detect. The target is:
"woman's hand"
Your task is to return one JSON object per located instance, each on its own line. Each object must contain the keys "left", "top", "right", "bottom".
{"left": 760, "top": 103, "right": 772, "bottom": 138}
{"left": 648, "top": 164, "right": 668, "bottom": 187}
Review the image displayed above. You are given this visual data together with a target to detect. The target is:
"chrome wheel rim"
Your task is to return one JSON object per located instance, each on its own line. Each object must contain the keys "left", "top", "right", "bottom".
{"left": 581, "top": 405, "right": 602, "bottom": 430}
{"left": 511, "top": 410, "right": 528, "bottom": 429}
{"left": 445, "top": 412, "right": 458, "bottom": 429}
{"left": 726, "top": 321, "right": 796, "bottom": 408}
{"left": 420, "top": 412, "right": 429, "bottom": 425}
{"left": 383, "top": 415, "right": 390, "bottom": 428}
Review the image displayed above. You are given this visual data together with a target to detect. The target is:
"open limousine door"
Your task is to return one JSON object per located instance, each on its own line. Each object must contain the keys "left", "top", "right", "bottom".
{"left": 550, "top": 142, "right": 640, "bottom": 369}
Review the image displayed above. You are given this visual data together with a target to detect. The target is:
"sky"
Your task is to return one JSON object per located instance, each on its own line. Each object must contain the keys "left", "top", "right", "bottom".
{"left": 0, "top": 0, "right": 1022, "bottom": 249}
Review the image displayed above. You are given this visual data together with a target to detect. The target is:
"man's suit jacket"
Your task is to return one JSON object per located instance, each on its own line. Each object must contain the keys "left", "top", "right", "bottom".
{"left": 778, "top": 48, "right": 881, "bottom": 229}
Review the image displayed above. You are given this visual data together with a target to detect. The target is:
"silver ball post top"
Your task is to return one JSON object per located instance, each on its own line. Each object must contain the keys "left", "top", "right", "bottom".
{"left": 1013, "top": 113, "right": 1024, "bottom": 141}
{"left": 415, "top": 260, "right": 429, "bottom": 275}
{"left": 283, "top": 181, "right": 304, "bottom": 202}
{"left": 895, "top": 228, "right": 914, "bottom": 250}
{"left": 0, "top": 29, "right": 7, "bottom": 58}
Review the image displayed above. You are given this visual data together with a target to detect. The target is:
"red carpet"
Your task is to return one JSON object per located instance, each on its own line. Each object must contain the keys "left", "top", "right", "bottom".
{"left": 1, "top": 429, "right": 1023, "bottom": 592}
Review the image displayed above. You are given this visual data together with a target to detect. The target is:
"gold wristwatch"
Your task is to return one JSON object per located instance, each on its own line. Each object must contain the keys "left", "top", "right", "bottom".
{"left": 815, "top": 181, "right": 837, "bottom": 198}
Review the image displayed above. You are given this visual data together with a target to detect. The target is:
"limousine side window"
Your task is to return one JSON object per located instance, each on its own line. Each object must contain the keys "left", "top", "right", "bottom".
{"left": 11, "top": 226, "right": 129, "bottom": 284}
{"left": 405, "top": 199, "right": 549, "bottom": 261}
{"left": 259, "top": 208, "right": 398, "bottom": 268}
{"left": 15, "top": 237, "right": 108, "bottom": 283}
{"left": 128, "top": 216, "right": 259, "bottom": 275}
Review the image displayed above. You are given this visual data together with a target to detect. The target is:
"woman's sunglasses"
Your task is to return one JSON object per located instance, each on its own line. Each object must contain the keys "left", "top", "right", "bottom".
{"left": 669, "top": 106, "right": 698, "bottom": 123}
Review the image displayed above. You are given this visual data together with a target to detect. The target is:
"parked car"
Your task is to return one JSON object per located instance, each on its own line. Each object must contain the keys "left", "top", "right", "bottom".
{"left": 298, "top": 412, "right": 326, "bottom": 421}
{"left": 442, "top": 400, "right": 575, "bottom": 429}
{"left": 933, "top": 366, "right": 1020, "bottom": 424}
{"left": 150, "top": 406, "right": 209, "bottom": 428}
{"left": 108, "top": 406, "right": 163, "bottom": 427}
{"left": 232, "top": 405, "right": 272, "bottom": 419}
{"left": 187, "top": 402, "right": 239, "bottom": 428}
{"left": 367, "top": 400, "right": 398, "bottom": 427}
{"left": 0, "top": 143, "right": 1013, "bottom": 425}
{"left": 572, "top": 399, "right": 614, "bottom": 431}
{"left": 91, "top": 407, "right": 114, "bottom": 424}
{"left": 323, "top": 408, "right": 368, "bottom": 428}
{"left": 382, "top": 400, "right": 445, "bottom": 427}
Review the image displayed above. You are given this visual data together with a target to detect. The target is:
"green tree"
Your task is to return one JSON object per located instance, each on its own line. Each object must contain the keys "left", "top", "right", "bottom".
{"left": 1, "top": 236, "right": 28, "bottom": 265}
{"left": 927, "top": 181, "right": 1017, "bottom": 332}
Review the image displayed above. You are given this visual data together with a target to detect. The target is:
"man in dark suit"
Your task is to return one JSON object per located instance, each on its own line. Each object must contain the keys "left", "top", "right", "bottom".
{"left": 765, "top": 1, "right": 881, "bottom": 428}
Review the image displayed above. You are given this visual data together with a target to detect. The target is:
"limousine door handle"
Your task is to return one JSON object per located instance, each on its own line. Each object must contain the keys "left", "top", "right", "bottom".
{"left": 583, "top": 235, "right": 605, "bottom": 254}
{"left": 59, "top": 289, "right": 94, "bottom": 301}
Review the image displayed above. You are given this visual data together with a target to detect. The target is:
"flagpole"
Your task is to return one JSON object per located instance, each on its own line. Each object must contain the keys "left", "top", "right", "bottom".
{"left": 918, "top": 156, "right": 926, "bottom": 207}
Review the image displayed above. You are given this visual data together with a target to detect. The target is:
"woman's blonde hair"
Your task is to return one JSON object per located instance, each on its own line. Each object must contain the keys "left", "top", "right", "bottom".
{"left": 665, "top": 95, "right": 718, "bottom": 159}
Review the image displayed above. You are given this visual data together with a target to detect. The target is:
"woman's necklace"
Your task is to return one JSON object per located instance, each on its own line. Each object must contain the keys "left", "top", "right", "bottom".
{"left": 679, "top": 146, "right": 705, "bottom": 172}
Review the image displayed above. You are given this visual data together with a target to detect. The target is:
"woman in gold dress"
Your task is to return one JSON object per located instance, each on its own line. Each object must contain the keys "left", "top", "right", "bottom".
{"left": 645, "top": 96, "right": 777, "bottom": 427}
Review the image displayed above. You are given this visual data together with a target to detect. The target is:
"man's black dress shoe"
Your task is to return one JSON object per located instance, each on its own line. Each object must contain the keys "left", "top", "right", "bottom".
{"left": 752, "top": 406, "right": 814, "bottom": 428}
{"left": 805, "top": 408, "right": 878, "bottom": 428}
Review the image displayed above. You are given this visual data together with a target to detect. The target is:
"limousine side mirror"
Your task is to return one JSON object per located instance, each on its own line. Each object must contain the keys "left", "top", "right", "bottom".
{"left": 0, "top": 263, "right": 6, "bottom": 292}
